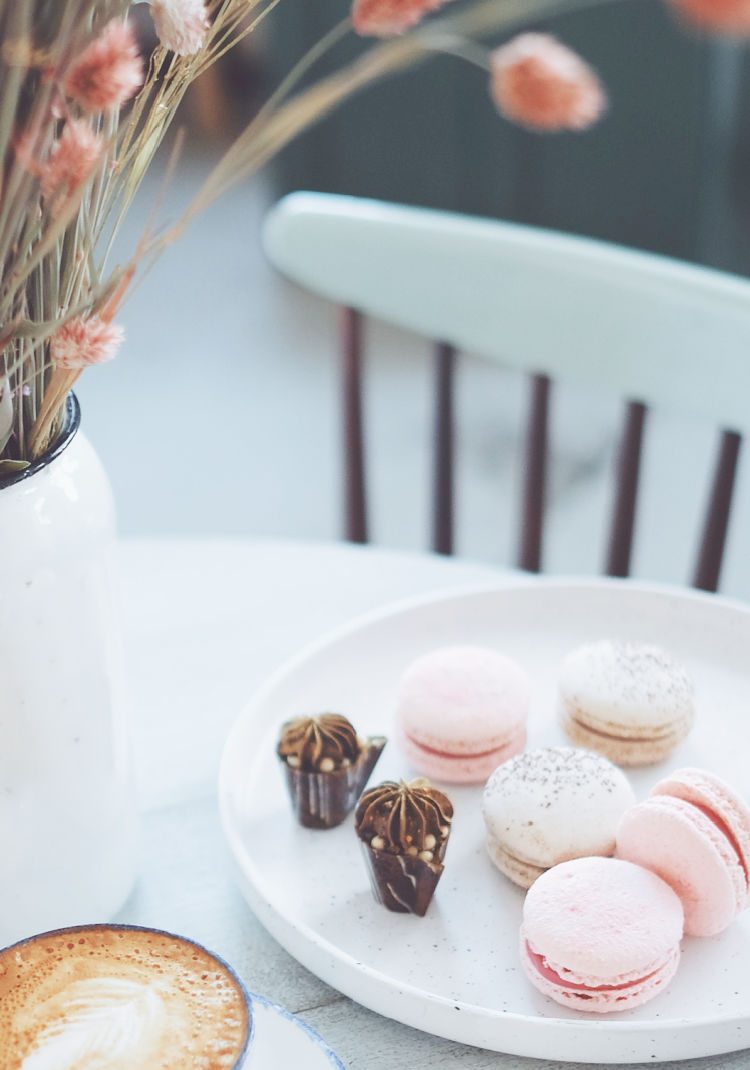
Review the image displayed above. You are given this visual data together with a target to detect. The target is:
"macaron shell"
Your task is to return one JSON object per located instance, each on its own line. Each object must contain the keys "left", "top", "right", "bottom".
{"left": 396, "top": 646, "right": 530, "bottom": 751}
{"left": 399, "top": 722, "right": 526, "bottom": 785}
{"left": 558, "top": 640, "right": 695, "bottom": 730}
{"left": 395, "top": 646, "right": 530, "bottom": 783}
{"left": 557, "top": 640, "right": 694, "bottom": 765}
{"left": 651, "top": 766, "right": 750, "bottom": 910}
{"left": 616, "top": 795, "right": 743, "bottom": 936}
{"left": 522, "top": 857, "right": 683, "bottom": 979}
{"left": 519, "top": 933, "right": 680, "bottom": 1014}
{"left": 482, "top": 747, "right": 636, "bottom": 882}
{"left": 486, "top": 833, "right": 544, "bottom": 889}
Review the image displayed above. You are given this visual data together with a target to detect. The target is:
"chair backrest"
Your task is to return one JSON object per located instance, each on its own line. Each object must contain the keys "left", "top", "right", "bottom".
{"left": 263, "top": 191, "right": 750, "bottom": 591}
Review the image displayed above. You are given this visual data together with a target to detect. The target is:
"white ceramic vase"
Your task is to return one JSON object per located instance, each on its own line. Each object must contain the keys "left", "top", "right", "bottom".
{"left": 0, "top": 396, "right": 137, "bottom": 947}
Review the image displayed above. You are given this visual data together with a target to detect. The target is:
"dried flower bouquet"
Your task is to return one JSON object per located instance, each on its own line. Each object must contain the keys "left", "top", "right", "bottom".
{"left": 0, "top": 0, "right": 733, "bottom": 477}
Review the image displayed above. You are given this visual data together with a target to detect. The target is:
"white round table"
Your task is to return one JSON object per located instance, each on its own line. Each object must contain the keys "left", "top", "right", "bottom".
{"left": 115, "top": 537, "right": 749, "bottom": 1070}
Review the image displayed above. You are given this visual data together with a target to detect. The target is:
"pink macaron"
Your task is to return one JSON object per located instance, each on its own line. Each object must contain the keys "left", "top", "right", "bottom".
{"left": 616, "top": 766, "right": 750, "bottom": 936}
{"left": 520, "top": 856, "right": 684, "bottom": 1013}
{"left": 395, "top": 645, "right": 530, "bottom": 784}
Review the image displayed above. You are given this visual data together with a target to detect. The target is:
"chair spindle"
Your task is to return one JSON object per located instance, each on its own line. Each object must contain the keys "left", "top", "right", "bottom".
{"left": 693, "top": 429, "right": 742, "bottom": 592}
{"left": 606, "top": 400, "right": 648, "bottom": 578}
{"left": 341, "top": 306, "right": 367, "bottom": 543}
{"left": 433, "top": 342, "right": 456, "bottom": 555}
{"left": 338, "top": 310, "right": 741, "bottom": 588}
{"left": 518, "top": 373, "right": 550, "bottom": 573}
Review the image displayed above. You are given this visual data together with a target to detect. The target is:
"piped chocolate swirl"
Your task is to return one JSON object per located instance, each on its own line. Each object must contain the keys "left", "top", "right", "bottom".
{"left": 277, "top": 713, "right": 386, "bottom": 829}
{"left": 355, "top": 779, "right": 453, "bottom": 915}
{"left": 355, "top": 779, "right": 453, "bottom": 859}
{"left": 277, "top": 713, "right": 360, "bottom": 772}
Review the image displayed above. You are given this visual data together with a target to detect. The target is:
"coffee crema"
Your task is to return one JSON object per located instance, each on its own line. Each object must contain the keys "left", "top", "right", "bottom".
{"left": 0, "top": 924, "right": 251, "bottom": 1070}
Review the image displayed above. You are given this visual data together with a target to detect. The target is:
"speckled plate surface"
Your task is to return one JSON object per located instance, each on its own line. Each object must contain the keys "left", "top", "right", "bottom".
{"left": 248, "top": 993, "right": 345, "bottom": 1068}
{"left": 220, "top": 578, "right": 750, "bottom": 1064}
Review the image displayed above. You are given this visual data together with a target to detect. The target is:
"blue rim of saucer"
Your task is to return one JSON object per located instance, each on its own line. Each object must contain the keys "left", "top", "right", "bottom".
{"left": 249, "top": 992, "right": 346, "bottom": 1068}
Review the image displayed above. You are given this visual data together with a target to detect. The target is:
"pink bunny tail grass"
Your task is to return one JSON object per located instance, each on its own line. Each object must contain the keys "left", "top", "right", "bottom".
{"left": 665, "top": 0, "right": 750, "bottom": 33}
{"left": 64, "top": 19, "right": 144, "bottom": 113}
{"left": 352, "top": 0, "right": 457, "bottom": 36}
{"left": 50, "top": 317, "right": 125, "bottom": 370}
{"left": 151, "top": 0, "right": 210, "bottom": 56}
{"left": 490, "top": 33, "right": 606, "bottom": 132}
{"left": 40, "top": 120, "right": 104, "bottom": 208}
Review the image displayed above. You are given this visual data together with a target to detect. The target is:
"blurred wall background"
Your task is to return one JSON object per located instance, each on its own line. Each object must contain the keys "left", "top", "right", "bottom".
{"left": 258, "top": 0, "right": 750, "bottom": 274}
{"left": 77, "top": 0, "right": 750, "bottom": 597}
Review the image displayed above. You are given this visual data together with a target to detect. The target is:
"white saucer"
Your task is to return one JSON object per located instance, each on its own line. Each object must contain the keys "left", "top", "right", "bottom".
{"left": 248, "top": 992, "right": 345, "bottom": 1067}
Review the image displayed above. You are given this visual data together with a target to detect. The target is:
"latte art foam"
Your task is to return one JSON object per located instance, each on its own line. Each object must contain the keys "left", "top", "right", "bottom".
{"left": 0, "top": 926, "right": 250, "bottom": 1070}
{"left": 18, "top": 978, "right": 163, "bottom": 1070}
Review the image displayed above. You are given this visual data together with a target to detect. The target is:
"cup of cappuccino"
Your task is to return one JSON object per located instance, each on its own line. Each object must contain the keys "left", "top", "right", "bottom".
{"left": 0, "top": 924, "right": 253, "bottom": 1069}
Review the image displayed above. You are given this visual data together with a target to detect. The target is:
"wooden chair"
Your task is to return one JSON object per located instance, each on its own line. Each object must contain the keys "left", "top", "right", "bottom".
{"left": 263, "top": 191, "right": 750, "bottom": 592}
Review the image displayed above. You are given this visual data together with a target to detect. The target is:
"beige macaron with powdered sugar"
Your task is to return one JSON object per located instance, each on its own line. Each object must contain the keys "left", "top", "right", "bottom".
{"left": 558, "top": 639, "right": 695, "bottom": 766}
{"left": 482, "top": 745, "right": 636, "bottom": 888}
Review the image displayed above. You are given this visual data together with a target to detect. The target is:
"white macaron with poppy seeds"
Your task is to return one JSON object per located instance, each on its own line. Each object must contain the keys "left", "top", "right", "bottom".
{"left": 482, "top": 745, "right": 636, "bottom": 888}
{"left": 558, "top": 639, "right": 695, "bottom": 765}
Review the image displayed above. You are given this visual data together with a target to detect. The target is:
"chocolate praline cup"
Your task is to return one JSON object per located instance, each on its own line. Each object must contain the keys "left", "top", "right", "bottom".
{"left": 280, "top": 737, "right": 386, "bottom": 829}
{"left": 360, "top": 845, "right": 445, "bottom": 916}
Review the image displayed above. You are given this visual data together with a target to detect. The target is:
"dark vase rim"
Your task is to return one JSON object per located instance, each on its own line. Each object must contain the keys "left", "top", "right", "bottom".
{"left": 0, "top": 392, "right": 80, "bottom": 491}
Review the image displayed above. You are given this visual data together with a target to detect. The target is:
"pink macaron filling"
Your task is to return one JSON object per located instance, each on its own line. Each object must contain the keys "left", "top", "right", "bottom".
{"left": 399, "top": 724, "right": 526, "bottom": 784}
{"left": 402, "top": 732, "right": 513, "bottom": 762}
{"left": 524, "top": 942, "right": 664, "bottom": 994}
{"left": 689, "top": 801, "right": 749, "bottom": 892}
{"left": 684, "top": 804, "right": 748, "bottom": 894}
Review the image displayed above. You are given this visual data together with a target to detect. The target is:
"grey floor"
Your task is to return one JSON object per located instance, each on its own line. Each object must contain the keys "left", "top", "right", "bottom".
{"left": 75, "top": 146, "right": 750, "bottom": 603}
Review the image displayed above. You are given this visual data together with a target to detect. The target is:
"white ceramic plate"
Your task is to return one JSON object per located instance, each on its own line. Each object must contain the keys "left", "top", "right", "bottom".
{"left": 220, "top": 578, "right": 750, "bottom": 1064}
{"left": 248, "top": 992, "right": 345, "bottom": 1068}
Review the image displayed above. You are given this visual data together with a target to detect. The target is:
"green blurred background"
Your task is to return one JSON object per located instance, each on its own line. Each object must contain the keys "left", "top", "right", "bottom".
{"left": 259, "top": 0, "right": 750, "bottom": 273}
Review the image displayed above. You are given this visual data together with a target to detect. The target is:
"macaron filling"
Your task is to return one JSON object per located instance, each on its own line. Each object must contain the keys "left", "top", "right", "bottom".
{"left": 402, "top": 732, "right": 512, "bottom": 761}
{"left": 565, "top": 711, "right": 681, "bottom": 744}
{"left": 524, "top": 942, "right": 665, "bottom": 993}
{"left": 691, "top": 801, "right": 749, "bottom": 890}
